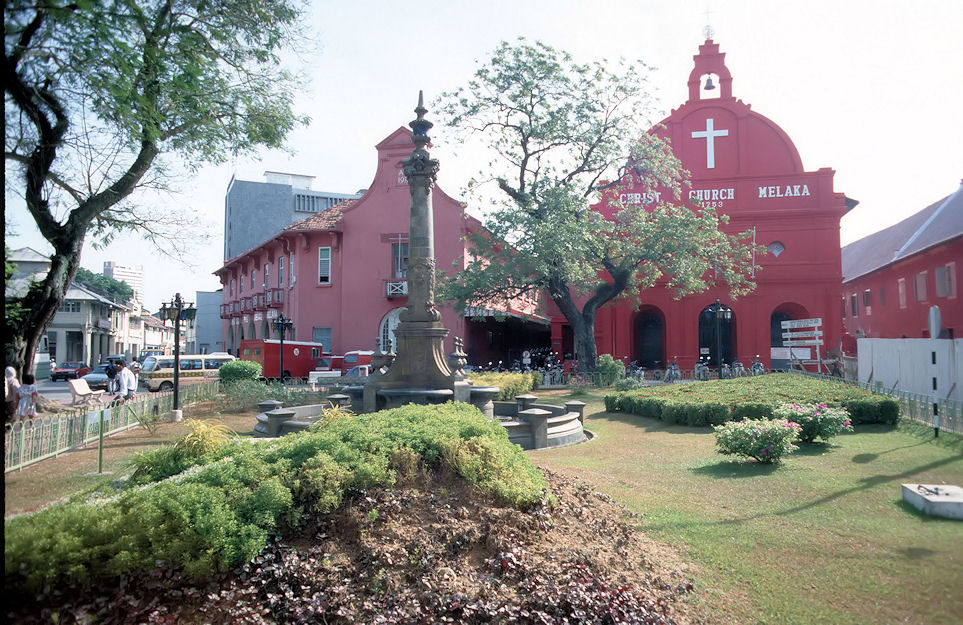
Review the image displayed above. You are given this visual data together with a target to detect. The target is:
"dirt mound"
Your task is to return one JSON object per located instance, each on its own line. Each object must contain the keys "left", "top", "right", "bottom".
{"left": 9, "top": 469, "right": 697, "bottom": 624}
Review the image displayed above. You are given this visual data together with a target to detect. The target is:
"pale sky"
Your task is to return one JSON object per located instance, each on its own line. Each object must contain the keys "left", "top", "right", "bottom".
{"left": 6, "top": 0, "right": 962, "bottom": 312}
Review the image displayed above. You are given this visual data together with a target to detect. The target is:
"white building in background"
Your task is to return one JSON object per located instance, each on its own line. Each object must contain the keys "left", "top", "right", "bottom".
{"left": 46, "top": 282, "right": 130, "bottom": 365}
{"left": 103, "top": 261, "right": 145, "bottom": 305}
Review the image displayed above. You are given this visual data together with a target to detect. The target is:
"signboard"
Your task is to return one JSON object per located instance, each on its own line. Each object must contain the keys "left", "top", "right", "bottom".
{"left": 782, "top": 339, "right": 822, "bottom": 347}
{"left": 781, "top": 318, "right": 822, "bottom": 329}
{"left": 771, "top": 347, "right": 812, "bottom": 360}
{"left": 782, "top": 330, "right": 822, "bottom": 339}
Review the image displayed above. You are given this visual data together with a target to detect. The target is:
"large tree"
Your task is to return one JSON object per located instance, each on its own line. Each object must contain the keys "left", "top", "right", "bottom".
{"left": 4, "top": 0, "right": 308, "bottom": 374}
{"left": 437, "top": 40, "right": 759, "bottom": 372}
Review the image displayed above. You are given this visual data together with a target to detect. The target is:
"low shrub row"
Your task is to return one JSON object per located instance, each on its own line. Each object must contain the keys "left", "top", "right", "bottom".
{"left": 469, "top": 371, "right": 541, "bottom": 400}
{"left": 4, "top": 403, "right": 548, "bottom": 594}
{"left": 216, "top": 379, "right": 326, "bottom": 412}
{"left": 604, "top": 374, "right": 899, "bottom": 427}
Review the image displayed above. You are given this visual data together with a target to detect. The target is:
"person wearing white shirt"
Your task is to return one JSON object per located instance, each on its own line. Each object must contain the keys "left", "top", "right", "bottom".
{"left": 114, "top": 361, "right": 136, "bottom": 401}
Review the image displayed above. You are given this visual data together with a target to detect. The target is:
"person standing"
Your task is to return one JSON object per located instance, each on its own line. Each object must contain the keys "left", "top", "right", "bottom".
{"left": 16, "top": 373, "right": 39, "bottom": 420}
{"left": 114, "top": 361, "right": 136, "bottom": 401}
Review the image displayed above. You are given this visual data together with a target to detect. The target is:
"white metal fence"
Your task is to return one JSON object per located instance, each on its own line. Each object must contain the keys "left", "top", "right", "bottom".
{"left": 4, "top": 381, "right": 220, "bottom": 473}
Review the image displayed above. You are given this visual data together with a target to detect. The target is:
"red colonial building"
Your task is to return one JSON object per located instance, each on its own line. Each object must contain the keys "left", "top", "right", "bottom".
{"left": 550, "top": 39, "right": 854, "bottom": 371}
{"left": 216, "top": 127, "right": 548, "bottom": 365}
{"left": 841, "top": 183, "right": 962, "bottom": 340}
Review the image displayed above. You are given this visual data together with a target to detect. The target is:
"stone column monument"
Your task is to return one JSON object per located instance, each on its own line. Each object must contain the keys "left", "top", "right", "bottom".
{"left": 362, "top": 92, "right": 473, "bottom": 412}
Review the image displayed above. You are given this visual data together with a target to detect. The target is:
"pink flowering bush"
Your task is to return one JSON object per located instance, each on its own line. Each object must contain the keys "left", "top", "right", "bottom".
{"left": 774, "top": 402, "right": 853, "bottom": 443}
{"left": 713, "top": 418, "right": 801, "bottom": 463}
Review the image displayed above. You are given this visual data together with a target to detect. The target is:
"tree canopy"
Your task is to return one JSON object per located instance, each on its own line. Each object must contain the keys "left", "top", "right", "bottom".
{"left": 73, "top": 268, "right": 135, "bottom": 304}
{"left": 437, "top": 40, "right": 759, "bottom": 372}
{"left": 4, "top": 0, "right": 309, "bottom": 373}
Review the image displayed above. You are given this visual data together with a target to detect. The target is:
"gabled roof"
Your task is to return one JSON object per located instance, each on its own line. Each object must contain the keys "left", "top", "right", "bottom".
{"left": 66, "top": 282, "right": 129, "bottom": 309}
{"left": 283, "top": 199, "right": 356, "bottom": 232}
{"left": 9, "top": 247, "right": 51, "bottom": 263}
{"left": 842, "top": 183, "right": 963, "bottom": 282}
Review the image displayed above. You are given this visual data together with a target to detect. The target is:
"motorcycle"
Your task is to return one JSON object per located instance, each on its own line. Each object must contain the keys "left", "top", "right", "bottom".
{"left": 750, "top": 355, "right": 765, "bottom": 376}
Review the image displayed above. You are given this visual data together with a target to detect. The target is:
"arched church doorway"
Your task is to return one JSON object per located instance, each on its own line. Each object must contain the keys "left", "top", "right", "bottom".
{"left": 770, "top": 303, "right": 811, "bottom": 368}
{"left": 698, "top": 302, "right": 735, "bottom": 367}
{"left": 633, "top": 307, "right": 665, "bottom": 369}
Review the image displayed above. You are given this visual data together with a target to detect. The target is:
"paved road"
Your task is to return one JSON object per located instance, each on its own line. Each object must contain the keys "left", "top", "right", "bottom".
{"left": 36, "top": 378, "right": 80, "bottom": 405}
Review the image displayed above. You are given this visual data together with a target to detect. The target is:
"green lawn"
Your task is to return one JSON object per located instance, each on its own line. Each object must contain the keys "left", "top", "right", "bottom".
{"left": 533, "top": 389, "right": 963, "bottom": 625}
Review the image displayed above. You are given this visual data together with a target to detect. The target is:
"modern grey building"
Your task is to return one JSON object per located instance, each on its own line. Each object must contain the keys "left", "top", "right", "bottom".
{"left": 223, "top": 171, "right": 361, "bottom": 260}
{"left": 191, "top": 290, "right": 226, "bottom": 354}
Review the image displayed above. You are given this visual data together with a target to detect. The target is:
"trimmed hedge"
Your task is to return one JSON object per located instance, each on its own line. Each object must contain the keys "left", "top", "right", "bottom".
{"left": 469, "top": 371, "right": 541, "bottom": 400}
{"left": 604, "top": 373, "right": 900, "bottom": 427}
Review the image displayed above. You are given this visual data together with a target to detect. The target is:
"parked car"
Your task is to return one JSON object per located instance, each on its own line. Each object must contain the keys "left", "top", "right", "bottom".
{"left": 344, "top": 365, "right": 370, "bottom": 377}
{"left": 50, "top": 361, "right": 92, "bottom": 381}
{"left": 82, "top": 364, "right": 112, "bottom": 391}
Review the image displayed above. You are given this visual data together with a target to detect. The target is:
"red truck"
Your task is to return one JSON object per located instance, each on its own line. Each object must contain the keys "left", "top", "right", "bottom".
{"left": 239, "top": 339, "right": 327, "bottom": 380}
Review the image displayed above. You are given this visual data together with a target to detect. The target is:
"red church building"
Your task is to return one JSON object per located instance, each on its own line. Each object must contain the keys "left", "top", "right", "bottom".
{"left": 550, "top": 39, "right": 854, "bottom": 372}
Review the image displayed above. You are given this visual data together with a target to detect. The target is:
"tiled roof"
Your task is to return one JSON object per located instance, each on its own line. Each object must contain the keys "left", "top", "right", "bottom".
{"left": 283, "top": 199, "right": 357, "bottom": 231}
{"left": 842, "top": 184, "right": 963, "bottom": 282}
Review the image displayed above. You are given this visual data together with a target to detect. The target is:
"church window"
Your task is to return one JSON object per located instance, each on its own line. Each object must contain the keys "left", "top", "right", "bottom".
{"left": 898, "top": 278, "right": 907, "bottom": 309}
{"left": 862, "top": 290, "right": 871, "bottom": 307}
{"left": 850, "top": 293, "right": 858, "bottom": 317}
{"left": 318, "top": 247, "right": 331, "bottom": 284}
{"left": 767, "top": 241, "right": 785, "bottom": 258}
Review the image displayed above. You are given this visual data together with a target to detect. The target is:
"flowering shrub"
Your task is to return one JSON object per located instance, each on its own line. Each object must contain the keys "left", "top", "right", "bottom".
{"left": 774, "top": 402, "right": 852, "bottom": 443}
{"left": 713, "top": 418, "right": 801, "bottom": 463}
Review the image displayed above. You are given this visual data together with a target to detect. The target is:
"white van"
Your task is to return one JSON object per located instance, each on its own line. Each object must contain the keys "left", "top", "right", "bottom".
{"left": 139, "top": 353, "right": 236, "bottom": 392}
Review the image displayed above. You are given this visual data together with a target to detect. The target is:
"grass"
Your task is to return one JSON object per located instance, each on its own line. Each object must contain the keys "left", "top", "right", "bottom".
{"left": 5, "top": 384, "right": 962, "bottom": 624}
{"left": 532, "top": 388, "right": 963, "bottom": 625}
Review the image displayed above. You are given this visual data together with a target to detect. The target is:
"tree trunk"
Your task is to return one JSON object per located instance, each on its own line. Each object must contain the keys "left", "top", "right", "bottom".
{"left": 547, "top": 275, "right": 600, "bottom": 372}
{"left": 10, "top": 233, "right": 84, "bottom": 378}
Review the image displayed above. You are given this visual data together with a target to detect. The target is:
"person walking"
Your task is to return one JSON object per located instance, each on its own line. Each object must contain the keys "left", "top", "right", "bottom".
{"left": 16, "top": 373, "right": 39, "bottom": 420}
{"left": 114, "top": 361, "right": 136, "bottom": 402}
{"left": 5, "top": 366, "right": 21, "bottom": 421}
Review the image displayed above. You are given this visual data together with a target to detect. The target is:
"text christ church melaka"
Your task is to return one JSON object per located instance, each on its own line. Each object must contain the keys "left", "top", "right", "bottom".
{"left": 548, "top": 39, "right": 852, "bottom": 372}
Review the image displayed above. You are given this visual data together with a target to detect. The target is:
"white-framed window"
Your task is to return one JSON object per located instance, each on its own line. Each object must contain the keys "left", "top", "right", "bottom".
{"left": 59, "top": 301, "right": 81, "bottom": 313}
{"left": 240, "top": 275, "right": 244, "bottom": 293}
{"left": 914, "top": 271, "right": 928, "bottom": 302}
{"left": 289, "top": 252, "right": 295, "bottom": 286}
{"left": 898, "top": 278, "right": 907, "bottom": 309}
{"left": 263, "top": 263, "right": 269, "bottom": 289}
{"left": 230, "top": 278, "right": 235, "bottom": 297}
{"left": 935, "top": 262, "right": 956, "bottom": 298}
{"left": 318, "top": 247, "right": 331, "bottom": 284}
{"left": 251, "top": 269, "right": 256, "bottom": 289}
{"left": 392, "top": 241, "right": 409, "bottom": 279}
{"left": 312, "top": 327, "right": 332, "bottom": 349}
{"left": 278, "top": 256, "right": 284, "bottom": 287}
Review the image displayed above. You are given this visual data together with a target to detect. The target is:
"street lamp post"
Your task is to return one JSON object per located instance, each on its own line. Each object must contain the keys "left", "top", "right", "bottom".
{"left": 160, "top": 293, "right": 196, "bottom": 411}
{"left": 709, "top": 299, "right": 731, "bottom": 375}
{"left": 272, "top": 313, "right": 293, "bottom": 382}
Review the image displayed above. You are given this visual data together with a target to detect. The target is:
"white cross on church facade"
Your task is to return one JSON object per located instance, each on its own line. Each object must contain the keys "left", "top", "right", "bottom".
{"left": 691, "top": 118, "right": 729, "bottom": 169}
